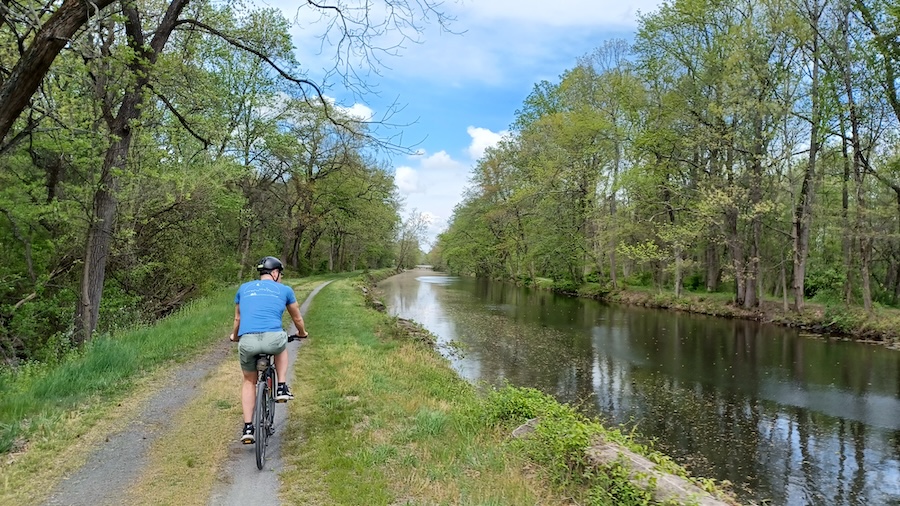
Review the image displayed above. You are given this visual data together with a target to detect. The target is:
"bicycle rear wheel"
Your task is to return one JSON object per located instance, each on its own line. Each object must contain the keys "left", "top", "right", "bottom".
{"left": 265, "top": 370, "right": 276, "bottom": 434}
{"left": 254, "top": 380, "right": 268, "bottom": 469}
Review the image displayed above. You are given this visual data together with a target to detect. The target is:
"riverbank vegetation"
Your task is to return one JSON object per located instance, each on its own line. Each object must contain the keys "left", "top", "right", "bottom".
{"left": 430, "top": 0, "right": 900, "bottom": 345}
{"left": 542, "top": 277, "right": 900, "bottom": 346}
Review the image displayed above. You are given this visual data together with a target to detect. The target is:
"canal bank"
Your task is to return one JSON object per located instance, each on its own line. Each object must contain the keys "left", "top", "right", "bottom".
{"left": 374, "top": 268, "right": 900, "bottom": 506}
{"left": 535, "top": 278, "right": 900, "bottom": 349}
{"left": 281, "top": 271, "right": 738, "bottom": 505}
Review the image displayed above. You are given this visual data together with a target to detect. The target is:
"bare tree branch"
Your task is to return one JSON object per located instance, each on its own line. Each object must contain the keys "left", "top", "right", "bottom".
{"left": 148, "top": 83, "right": 211, "bottom": 148}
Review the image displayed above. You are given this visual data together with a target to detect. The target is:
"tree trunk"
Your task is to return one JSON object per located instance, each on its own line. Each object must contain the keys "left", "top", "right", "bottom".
{"left": 781, "top": 261, "right": 789, "bottom": 311}
{"left": 674, "top": 246, "right": 683, "bottom": 298}
{"left": 839, "top": 5, "right": 872, "bottom": 311}
{"left": 725, "top": 202, "right": 746, "bottom": 307}
{"left": 238, "top": 225, "right": 252, "bottom": 281}
{"left": 705, "top": 240, "right": 720, "bottom": 292}
{"left": 742, "top": 114, "right": 765, "bottom": 310}
{"left": 0, "top": 0, "right": 117, "bottom": 142}
{"left": 73, "top": 0, "right": 191, "bottom": 343}
{"left": 840, "top": 124, "right": 853, "bottom": 304}
{"left": 74, "top": 131, "right": 128, "bottom": 344}
{"left": 792, "top": 19, "right": 821, "bottom": 313}
{"left": 608, "top": 142, "right": 620, "bottom": 289}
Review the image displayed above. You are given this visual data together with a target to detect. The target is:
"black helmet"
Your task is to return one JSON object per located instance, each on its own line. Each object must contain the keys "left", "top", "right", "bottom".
{"left": 256, "top": 256, "right": 284, "bottom": 274}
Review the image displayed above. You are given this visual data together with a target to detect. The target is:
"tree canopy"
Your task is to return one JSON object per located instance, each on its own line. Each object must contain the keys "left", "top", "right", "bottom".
{"left": 434, "top": 0, "right": 900, "bottom": 315}
{"left": 0, "top": 0, "right": 448, "bottom": 361}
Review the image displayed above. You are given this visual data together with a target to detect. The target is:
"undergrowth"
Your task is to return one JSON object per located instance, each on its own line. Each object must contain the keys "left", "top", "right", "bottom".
{"left": 479, "top": 385, "right": 724, "bottom": 505}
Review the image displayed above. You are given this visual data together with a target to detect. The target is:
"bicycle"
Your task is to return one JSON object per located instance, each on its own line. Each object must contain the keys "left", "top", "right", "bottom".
{"left": 251, "top": 333, "right": 303, "bottom": 470}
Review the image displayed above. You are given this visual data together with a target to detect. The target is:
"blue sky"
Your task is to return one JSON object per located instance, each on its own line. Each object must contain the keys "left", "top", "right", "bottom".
{"left": 263, "top": 0, "right": 665, "bottom": 246}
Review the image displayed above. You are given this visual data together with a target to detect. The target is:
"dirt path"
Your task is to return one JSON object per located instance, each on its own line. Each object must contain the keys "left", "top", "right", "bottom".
{"left": 40, "top": 280, "right": 332, "bottom": 506}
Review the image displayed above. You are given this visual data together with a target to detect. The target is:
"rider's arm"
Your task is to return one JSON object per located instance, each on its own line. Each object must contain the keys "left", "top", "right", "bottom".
{"left": 229, "top": 304, "right": 241, "bottom": 341}
{"left": 286, "top": 302, "right": 308, "bottom": 337}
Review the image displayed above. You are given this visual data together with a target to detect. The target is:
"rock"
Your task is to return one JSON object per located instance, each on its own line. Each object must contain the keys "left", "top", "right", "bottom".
{"left": 585, "top": 440, "right": 733, "bottom": 506}
{"left": 511, "top": 418, "right": 539, "bottom": 438}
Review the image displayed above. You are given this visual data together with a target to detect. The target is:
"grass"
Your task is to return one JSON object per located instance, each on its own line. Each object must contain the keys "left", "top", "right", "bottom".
{"left": 281, "top": 277, "right": 566, "bottom": 505}
{"left": 0, "top": 273, "right": 336, "bottom": 503}
{"left": 0, "top": 290, "right": 236, "bottom": 455}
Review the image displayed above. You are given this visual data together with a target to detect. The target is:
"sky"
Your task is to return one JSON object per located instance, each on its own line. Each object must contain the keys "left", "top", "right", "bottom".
{"left": 262, "top": 0, "right": 666, "bottom": 247}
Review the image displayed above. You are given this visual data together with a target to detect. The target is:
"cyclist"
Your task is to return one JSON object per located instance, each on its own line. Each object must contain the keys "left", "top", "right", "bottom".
{"left": 229, "top": 256, "right": 308, "bottom": 444}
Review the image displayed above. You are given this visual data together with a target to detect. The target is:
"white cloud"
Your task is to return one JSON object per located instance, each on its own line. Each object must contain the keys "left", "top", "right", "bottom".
{"left": 466, "top": 126, "right": 509, "bottom": 160}
{"left": 394, "top": 148, "right": 472, "bottom": 246}
{"left": 418, "top": 150, "right": 467, "bottom": 171}
{"left": 452, "top": 0, "right": 661, "bottom": 27}
{"left": 394, "top": 166, "right": 420, "bottom": 193}
{"left": 336, "top": 102, "right": 374, "bottom": 121}
{"left": 267, "top": 0, "right": 663, "bottom": 88}
{"left": 317, "top": 95, "right": 376, "bottom": 120}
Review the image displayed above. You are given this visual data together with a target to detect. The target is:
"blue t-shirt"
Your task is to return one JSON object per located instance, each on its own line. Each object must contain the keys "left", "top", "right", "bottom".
{"left": 234, "top": 279, "right": 298, "bottom": 336}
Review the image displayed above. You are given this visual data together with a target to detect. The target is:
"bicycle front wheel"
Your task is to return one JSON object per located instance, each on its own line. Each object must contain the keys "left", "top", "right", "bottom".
{"left": 255, "top": 380, "right": 268, "bottom": 470}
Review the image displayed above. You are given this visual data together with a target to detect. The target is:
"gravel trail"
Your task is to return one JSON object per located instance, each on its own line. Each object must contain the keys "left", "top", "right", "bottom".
{"left": 41, "top": 280, "right": 332, "bottom": 506}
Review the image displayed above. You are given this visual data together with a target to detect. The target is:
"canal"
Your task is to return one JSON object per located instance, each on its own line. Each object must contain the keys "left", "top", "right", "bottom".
{"left": 378, "top": 269, "right": 900, "bottom": 506}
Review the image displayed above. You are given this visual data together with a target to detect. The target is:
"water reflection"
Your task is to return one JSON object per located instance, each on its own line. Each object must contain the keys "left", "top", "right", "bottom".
{"left": 379, "top": 270, "right": 900, "bottom": 506}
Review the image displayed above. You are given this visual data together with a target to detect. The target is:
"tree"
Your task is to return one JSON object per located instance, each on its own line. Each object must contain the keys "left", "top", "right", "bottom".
{"left": 0, "top": 0, "right": 118, "bottom": 146}
{"left": 2, "top": 0, "right": 454, "bottom": 345}
{"left": 396, "top": 210, "right": 429, "bottom": 270}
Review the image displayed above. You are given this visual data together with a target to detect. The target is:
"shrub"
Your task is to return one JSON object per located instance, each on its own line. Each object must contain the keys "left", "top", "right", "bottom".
{"left": 480, "top": 386, "right": 663, "bottom": 504}
{"left": 622, "top": 272, "right": 653, "bottom": 287}
{"left": 683, "top": 273, "right": 704, "bottom": 291}
{"left": 578, "top": 283, "right": 610, "bottom": 299}
{"left": 822, "top": 305, "right": 866, "bottom": 334}
{"left": 805, "top": 266, "right": 844, "bottom": 300}
{"left": 552, "top": 280, "right": 580, "bottom": 294}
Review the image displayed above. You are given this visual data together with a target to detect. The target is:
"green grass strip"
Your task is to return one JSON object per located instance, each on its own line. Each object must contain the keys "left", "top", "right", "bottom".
{"left": 0, "top": 274, "right": 336, "bottom": 454}
{"left": 281, "top": 277, "right": 560, "bottom": 505}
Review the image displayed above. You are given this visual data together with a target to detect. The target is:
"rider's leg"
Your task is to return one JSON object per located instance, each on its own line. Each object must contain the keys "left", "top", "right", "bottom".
{"left": 241, "top": 370, "right": 258, "bottom": 423}
{"left": 273, "top": 348, "right": 289, "bottom": 384}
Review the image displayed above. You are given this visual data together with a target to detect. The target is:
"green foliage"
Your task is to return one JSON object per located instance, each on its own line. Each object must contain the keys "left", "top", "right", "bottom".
{"left": 577, "top": 282, "right": 611, "bottom": 299}
{"left": 683, "top": 273, "right": 704, "bottom": 292}
{"left": 806, "top": 266, "right": 845, "bottom": 301}
{"left": 480, "top": 386, "right": 694, "bottom": 505}
{"left": 588, "top": 463, "right": 654, "bottom": 506}
{"left": 821, "top": 305, "right": 867, "bottom": 334}
{"left": 552, "top": 279, "right": 581, "bottom": 294}
{"left": 623, "top": 272, "right": 654, "bottom": 287}
{"left": 0, "top": 2, "right": 402, "bottom": 364}
{"left": 3, "top": 287, "right": 78, "bottom": 363}
{"left": 480, "top": 385, "right": 562, "bottom": 425}
{"left": 0, "top": 288, "right": 234, "bottom": 454}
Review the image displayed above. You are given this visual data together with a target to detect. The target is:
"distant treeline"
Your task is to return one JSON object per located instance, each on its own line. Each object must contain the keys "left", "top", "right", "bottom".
{"left": 433, "top": 0, "right": 900, "bottom": 317}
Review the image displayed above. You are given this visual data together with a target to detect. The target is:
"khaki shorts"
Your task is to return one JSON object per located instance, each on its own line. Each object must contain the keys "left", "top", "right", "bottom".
{"left": 238, "top": 331, "right": 288, "bottom": 372}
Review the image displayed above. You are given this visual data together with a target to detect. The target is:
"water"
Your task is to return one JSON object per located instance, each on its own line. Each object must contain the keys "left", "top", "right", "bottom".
{"left": 378, "top": 270, "right": 900, "bottom": 506}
